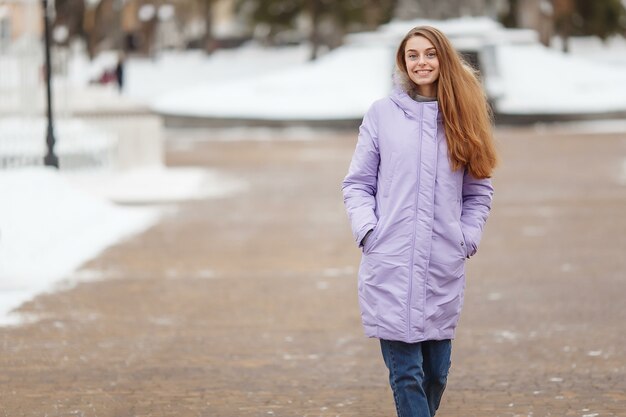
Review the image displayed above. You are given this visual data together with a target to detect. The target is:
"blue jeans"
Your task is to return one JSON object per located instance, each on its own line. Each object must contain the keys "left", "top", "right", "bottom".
{"left": 380, "top": 339, "right": 452, "bottom": 417}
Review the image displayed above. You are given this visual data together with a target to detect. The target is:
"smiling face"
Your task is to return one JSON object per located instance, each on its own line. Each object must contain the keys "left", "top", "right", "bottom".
{"left": 404, "top": 35, "right": 440, "bottom": 97}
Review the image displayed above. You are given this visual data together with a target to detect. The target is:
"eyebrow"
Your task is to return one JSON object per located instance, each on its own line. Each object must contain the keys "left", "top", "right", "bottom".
{"left": 405, "top": 47, "right": 436, "bottom": 53}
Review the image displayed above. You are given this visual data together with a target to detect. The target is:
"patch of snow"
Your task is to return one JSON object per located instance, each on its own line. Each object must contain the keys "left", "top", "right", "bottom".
{"left": 0, "top": 163, "right": 245, "bottom": 326}
{"left": 0, "top": 167, "right": 159, "bottom": 325}
{"left": 487, "top": 292, "right": 502, "bottom": 301}
{"left": 65, "top": 167, "right": 247, "bottom": 204}
{"left": 494, "top": 330, "right": 518, "bottom": 342}
{"left": 552, "top": 35, "right": 626, "bottom": 66}
{"left": 152, "top": 44, "right": 393, "bottom": 120}
{"left": 495, "top": 43, "right": 626, "bottom": 114}
{"left": 122, "top": 44, "right": 310, "bottom": 104}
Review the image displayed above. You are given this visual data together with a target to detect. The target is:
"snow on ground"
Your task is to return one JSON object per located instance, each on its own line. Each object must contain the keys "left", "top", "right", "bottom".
{"left": 0, "top": 166, "right": 247, "bottom": 326}
{"left": 65, "top": 166, "right": 247, "bottom": 204}
{"left": 495, "top": 42, "right": 626, "bottom": 114}
{"left": 152, "top": 44, "right": 394, "bottom": 120}
{"left": 145, "top": 17, "right": 626, "bottom": 119}
{"left": 0, "top": 168, "right": 158, "bottom": 325}
{"left": 551, "top": 35, "right": 626, "bottom": 67}
{"left": 122, "top": 43, "right": 310, "bottom": 104}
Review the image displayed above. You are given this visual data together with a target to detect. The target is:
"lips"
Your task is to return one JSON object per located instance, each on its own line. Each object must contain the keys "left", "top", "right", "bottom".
{"left": 415, "top": 70, "right": 431, "bottom": 76}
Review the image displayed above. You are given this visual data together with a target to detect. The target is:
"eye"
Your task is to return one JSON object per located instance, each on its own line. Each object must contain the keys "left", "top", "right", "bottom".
{"left": 407, "top": 54, "right": 417, "bottom": 60}
{"left": 426, "top": 51, "right": 437, "bottom": 59}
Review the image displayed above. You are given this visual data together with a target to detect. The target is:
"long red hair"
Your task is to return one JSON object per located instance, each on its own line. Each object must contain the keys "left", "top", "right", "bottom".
{"left": 396, "top": 26, "right": 498, "bottom": 179}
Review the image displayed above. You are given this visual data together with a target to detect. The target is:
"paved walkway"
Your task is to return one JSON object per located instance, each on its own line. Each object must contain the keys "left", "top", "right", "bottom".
{"left": 1, "top": 127, "right": 625, "bottom": 416}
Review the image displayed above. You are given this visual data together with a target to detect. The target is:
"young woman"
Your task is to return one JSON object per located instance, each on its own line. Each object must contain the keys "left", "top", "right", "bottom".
{"left": 342, "top": 26, "right": 498, "bottom": 417}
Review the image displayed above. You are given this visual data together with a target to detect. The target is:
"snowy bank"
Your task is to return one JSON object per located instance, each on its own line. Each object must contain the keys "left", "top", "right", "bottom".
{"left": 149, "top": 17, "right": 626, "bottom": 123}
{"left": 495, "top": 43, "right": 626, "bottom": 115}
{"left": 152, "top": 44, "right": 393, "bottom": 121}
{"left": 0, "top": 168, "right": 158, "bottom": 325}
{"left": 0, "top": 166, "right": 247, "bottom": 326}
{"left": 123, "top": 44, "right": 311, "bottom": 104}
{"left": 66, "top": 166, "right": 247, "bottom": 204}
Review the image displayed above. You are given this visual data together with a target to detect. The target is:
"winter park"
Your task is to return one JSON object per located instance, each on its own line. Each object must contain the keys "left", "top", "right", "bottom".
{"left": 1, "top": 0, "right": 626, "bottom": 415}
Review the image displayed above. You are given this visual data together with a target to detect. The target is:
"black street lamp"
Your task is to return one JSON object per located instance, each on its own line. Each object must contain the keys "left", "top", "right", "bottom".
{"left": 42, "top": 0, "right": 58, "bottom": 168}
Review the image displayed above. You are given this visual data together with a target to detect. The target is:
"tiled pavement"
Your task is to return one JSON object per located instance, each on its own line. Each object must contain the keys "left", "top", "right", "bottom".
{"left": 1, "top": 127, "right": 624, "bottom": 416}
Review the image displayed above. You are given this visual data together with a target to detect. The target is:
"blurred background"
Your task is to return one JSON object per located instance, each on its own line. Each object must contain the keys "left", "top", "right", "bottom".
{"left": 2, "top": 0, "right": 626, "bottom": 136}
{"left": 1, "top": 1, "right": 626, "bottom": 415}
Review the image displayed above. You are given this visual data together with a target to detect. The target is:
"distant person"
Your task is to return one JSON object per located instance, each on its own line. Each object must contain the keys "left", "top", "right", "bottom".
{"left": 342, "top": 26, "right": 497, "bottom": 417}
{"left": 115, "top": 52, "right": 125, "bottom": 92}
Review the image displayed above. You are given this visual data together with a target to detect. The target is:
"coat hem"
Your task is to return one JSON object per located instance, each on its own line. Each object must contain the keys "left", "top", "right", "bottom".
{"left": 363, "top": 324, "right": 455, "bottom": 343}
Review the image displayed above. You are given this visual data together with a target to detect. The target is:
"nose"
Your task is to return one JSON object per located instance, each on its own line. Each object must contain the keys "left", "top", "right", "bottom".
{"left": 416, "top": 54, "right": 426, "bottom": 65}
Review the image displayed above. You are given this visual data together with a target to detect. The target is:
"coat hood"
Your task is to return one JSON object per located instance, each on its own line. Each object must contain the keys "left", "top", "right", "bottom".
{"left": 392, "top": 68, "right": 418, "bottom": 98}
{"left": 390, "top": 68, "right": 441, "bottom": 121}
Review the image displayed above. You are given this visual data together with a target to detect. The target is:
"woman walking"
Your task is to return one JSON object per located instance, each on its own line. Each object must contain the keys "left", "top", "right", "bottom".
{"left": 342, "top": 26, "right": 498, "bottom": 417}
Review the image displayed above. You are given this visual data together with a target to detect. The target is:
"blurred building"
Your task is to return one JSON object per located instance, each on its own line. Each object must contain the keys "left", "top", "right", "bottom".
{"left": 394, "top": 0, "right": 507, "bottom": 20}
{"left": 0, "top": 0, "right": 42, "bottom": 46}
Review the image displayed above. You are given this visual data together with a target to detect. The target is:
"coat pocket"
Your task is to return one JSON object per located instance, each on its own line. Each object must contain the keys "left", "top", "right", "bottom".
{"left": 459, "top": 224, "right": 469, "bottom": 258}
{"left": 362, "top": 223, "right": 382, "bottom": 255}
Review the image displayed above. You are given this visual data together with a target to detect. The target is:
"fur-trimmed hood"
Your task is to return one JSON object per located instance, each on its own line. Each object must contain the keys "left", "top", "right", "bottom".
{"left": 392, "top": 68, "right": 418, "bottom": 98}
{"left": 389, "top": 68, "right": 441, "bottom": 122}
{"left": 392, "top": 68, "right": 439, "bottom": 102}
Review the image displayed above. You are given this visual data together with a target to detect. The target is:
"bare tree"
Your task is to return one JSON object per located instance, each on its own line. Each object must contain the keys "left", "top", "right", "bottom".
{"left": 553, "top": 0, "right": 574, "bottom": 52}
{"left": 199, "top": 0, "right": 216, "bottom": 53}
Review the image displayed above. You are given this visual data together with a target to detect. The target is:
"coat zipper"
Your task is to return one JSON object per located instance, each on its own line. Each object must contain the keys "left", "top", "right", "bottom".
{"left": 406, "top": 105, "right": 424, "bottom": 341}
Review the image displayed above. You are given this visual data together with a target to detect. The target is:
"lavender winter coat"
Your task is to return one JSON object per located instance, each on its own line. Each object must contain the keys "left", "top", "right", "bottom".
{"left": 342, "top": 87, "right": 494, "bottom": 343}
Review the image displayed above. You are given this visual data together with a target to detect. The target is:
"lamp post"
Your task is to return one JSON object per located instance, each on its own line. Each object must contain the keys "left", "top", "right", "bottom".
{"left": 42, "top": 0, "right": 58, "bottom": 168}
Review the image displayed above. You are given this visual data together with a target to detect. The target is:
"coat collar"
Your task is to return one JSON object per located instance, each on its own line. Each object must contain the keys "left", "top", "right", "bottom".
{"left": 389, "top": 69, "right": 441, "bottom": 122}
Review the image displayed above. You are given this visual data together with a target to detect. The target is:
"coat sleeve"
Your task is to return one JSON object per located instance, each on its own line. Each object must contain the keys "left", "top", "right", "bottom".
{"left": 460, "top": 170, "right": 494, "bottom": 258}
{"left": 342, "top": 105, "right": 380, "bottom": 247}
